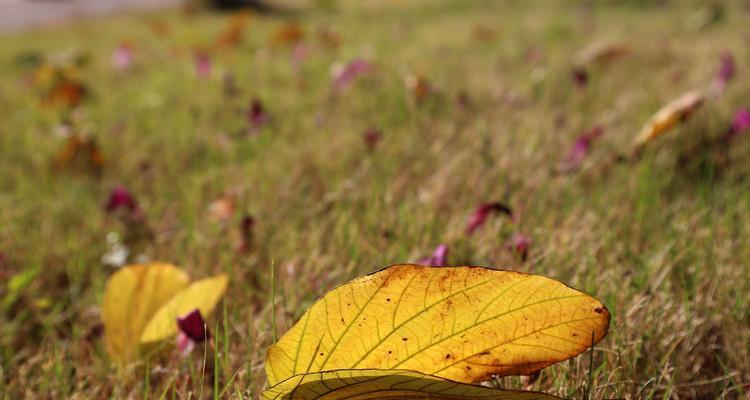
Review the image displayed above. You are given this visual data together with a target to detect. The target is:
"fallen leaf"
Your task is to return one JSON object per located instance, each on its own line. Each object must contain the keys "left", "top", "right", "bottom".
{"left": 54, "top": 134, "right": 105, "bottom": 174}
{"left": 560, "top": 125, "right": 604, "bottom": 172}
{"left": 262, "top": 369, "right": 560, "bottom": 400}
{"left": 574, "top": 41, "right": 628, "bottom": 68}
{"left": 265, "top": 264, "right": 610, "bottom": 386}
{"left": 102, "top": 263, "right": 189, "bottom": 365}
{"left": 633, "top": 90, "right": 705, "bottom": 149}
{"left": 272, "top": 23, "right": 304, "bottom": 46}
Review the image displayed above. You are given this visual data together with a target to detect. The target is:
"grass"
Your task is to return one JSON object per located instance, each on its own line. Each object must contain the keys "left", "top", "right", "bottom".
{"left": 1, "top": 0, "right": 749, "bottom": 398}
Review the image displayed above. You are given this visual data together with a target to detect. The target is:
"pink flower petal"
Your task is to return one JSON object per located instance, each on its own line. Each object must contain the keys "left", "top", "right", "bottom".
{"left": 713, "top": 52, "right": 735, "bottom": 93}
{"left": 726, "top": 108, "right": 750, "bottom": 141}
{"left": 176, "top": 331, "right": 195, "bottom": 356}
{"left": 194, "top": 51, "right": 212, "bottom": 79}
{"left": 332, "top": 58, "right": 373, "bottom": 91}
{"left": 511, "top": 233, "right": 532, "bottom": 262}
{"left": 465, "top": 202, "right": 513, "bottom": 234}
{"left": 416, "top": 244, "right": 449, "bottom": 266}
{"left": 111, "top": 42, "right": 134, "bottom": 71}
{"left": 561, "top": 125, "right": 605, "bottom": 172}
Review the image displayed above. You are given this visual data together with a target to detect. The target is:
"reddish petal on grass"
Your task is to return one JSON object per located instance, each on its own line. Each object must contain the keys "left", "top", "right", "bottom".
{"left": 111, "top": 42, "right": 134, "bottom": 71}
{"left": 510, "top": 233, "right": 532, "bottom": 262}
{"left": 561, "top": 125, "right": 605, "bottom": 172}
{"left": 417, "top": 244, "right": 449, "bottom": 266}
{"left": 247, "top": 99, "right": 270, "bottom": 132}
{"left": 194, "top": 51, "right": 212, "bottom": 79}
{"left": 332, "top": 58, "right": 373, "bottom": 91}
{"left": 713, "top": 52, "right": 735, "bottom": 93}
{"left": 105, "top": 186, "right": 139, "bottom": 214}
{"left": 465, "top": 202, "right": 513, "bottom": 234}
{"left": 177, "top": 309, "right": 209, "bottom": 342}
{"left": 726, "top": 108, "right": 750, "bottom": 141}
{"left": 238, "top": 215, "right": 255, "bottom": 252}
{"left": 364, "top": 127, "right": 382, "bottom": 150}
{"left": 571, "top": 67, "right": 589, "bottom": 88}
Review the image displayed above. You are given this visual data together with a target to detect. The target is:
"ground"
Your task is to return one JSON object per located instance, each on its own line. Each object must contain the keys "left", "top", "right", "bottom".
{"left": 0, "top": 0, "right": 749, "bottom": 399}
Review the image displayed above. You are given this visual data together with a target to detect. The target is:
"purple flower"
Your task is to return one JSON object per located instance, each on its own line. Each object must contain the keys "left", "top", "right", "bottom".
{"left": 104, "top": 186, "right": 140, "bottom": 215}
{"left": 111, "top": 42, "right": 134, "bottom": 71}
{"left": 176, "top": 309, "right": 209, "bottom": 355}
{"left": 510, "top": 233, "right": 532, "bottom": 262}
{"left": 194, "top": 51, "right": 212, "bottom": 79}
{"left": 713, "top": 52, "right": 735, "bottom": 93}
{"left": 417, "top": 244, "right": 449, "bottom": 266}
{"left": 332, "top": 58, "right": 373, "bottom": 91}
{"left": 247, "top": 99, "right": 269, "bottom": 132}
{"left": 726, "top": 108, "right": 750, "bottom": 141}
{"left": 561, "top": 125, "right": 605, "bottom": 172}
{"left": 364, "top": 127, "right": 382, "bottom": 150}
{"left": 465, "top": 202, "right": 513, "bottom": 234}
{"left": 177, "top": 309, "right": 209, "bottom": 342}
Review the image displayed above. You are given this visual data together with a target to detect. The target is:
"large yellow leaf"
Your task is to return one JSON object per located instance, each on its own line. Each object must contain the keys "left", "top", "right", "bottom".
{"left": 634, "top": 90, "right": 705, "bottom": 148}
{"left": 102, "top": 263, "right": 189, "bottom": 365}
{"left": 266, "top": 264, "right": 609, "bottom": 385}
{"left": 262, "top": 369, "right": 560, "bottom": 400}
{"left": 139, "top": 274, "right": 229, "bottom": 343}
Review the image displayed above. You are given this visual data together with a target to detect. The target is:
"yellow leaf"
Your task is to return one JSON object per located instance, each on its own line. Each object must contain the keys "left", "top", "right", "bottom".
{"left": 634, "top": 90, "right": 705, "bottom": 148}
{"left": 102, "top": 263, "right": 189, "bottom": 365}
{"left": 139, "top": 274, "right": 228, "bottom": 343}
{"left": 262, "top": 369, "right": 560, "bottom": 400}
{"left": 266, "top": 264, "right": 610, "bottom": 386}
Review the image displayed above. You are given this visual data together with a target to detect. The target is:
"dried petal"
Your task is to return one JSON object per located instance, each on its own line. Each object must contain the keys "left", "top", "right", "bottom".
{"left": 561, "top": 125, "right": 604, "bottom": 172}
{"left": 465, "top": 202, "right": 513, "bottom": 234}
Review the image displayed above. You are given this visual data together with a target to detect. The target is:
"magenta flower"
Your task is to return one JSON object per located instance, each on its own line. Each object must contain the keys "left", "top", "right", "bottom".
{"left": 364, "top": 127, "right": 382, "bottom": 150}
{"left": 726, "top": 108, "right": 750, "bottom": 141}
{"left": 111, "top": 42, "right": 134, "bottom": 71}
{"left": 465, "top": 202, "right": 513, "bottom": 234}
{"left": 713, "top": 52, "right": 735, "bottom": 93}
{"left": 416, "top": 244, "right": 449, "bottom": 266}
{"left": 510, "top": 233, "right": 532, "bottom": 262}
{"left": 247, "top": 99, "right": 270, "bottom": 133}
{"left": 176, "top": 309, "right": 209, "bottom": 356}
{"left": 332, "top": 58, "right": 373, "bottom": 91}
{"left": 194, "top": 51, "right": 212, "bottom": 79}
{"left": 561, "top": 125, "right": 605, "bottom": 172}
{"left": 104, "top": 186, "right": 140, "bottom": 216}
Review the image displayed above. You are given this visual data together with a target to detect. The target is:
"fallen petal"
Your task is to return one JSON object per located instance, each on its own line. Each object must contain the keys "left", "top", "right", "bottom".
{"left": 465, "top": 202, "right": 513, "bottom": 234}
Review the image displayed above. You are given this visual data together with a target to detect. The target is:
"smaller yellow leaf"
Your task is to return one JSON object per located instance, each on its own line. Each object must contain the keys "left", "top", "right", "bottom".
{"left": 139, "top": 274, "right": 228, "bottom": 343}
{"left": 102, "top": 263, "right": 189, "bottom": 365}
{"left": 262, "top": 369, "right": 560, "bottom": 400}
{"left": 634, "top": 90, "right": 705, "bottom": 148}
